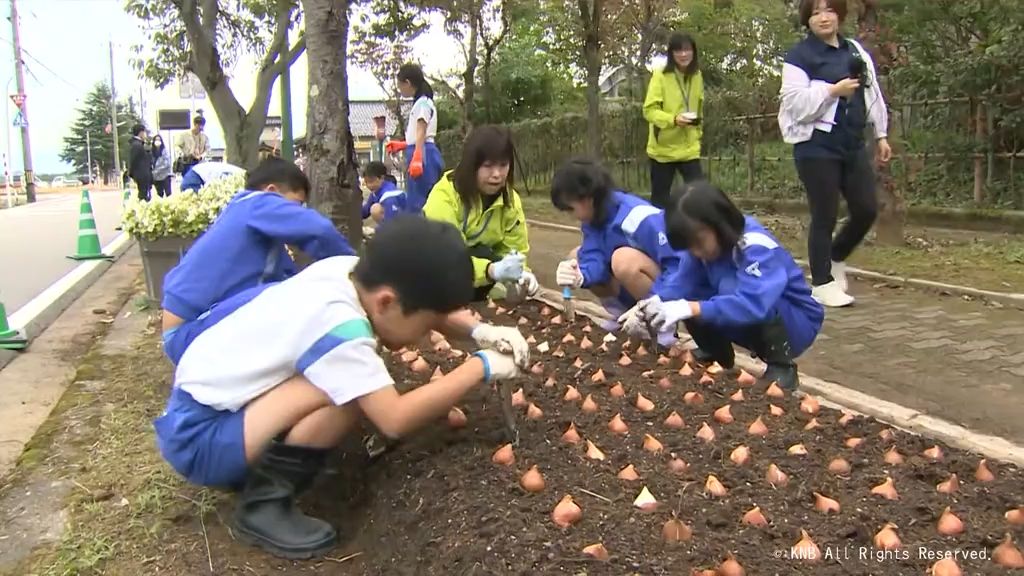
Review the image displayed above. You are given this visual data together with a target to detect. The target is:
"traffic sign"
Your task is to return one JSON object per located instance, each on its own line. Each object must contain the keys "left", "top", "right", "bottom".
{"left": 9, "top": 94, "right": 25, "bottom": 109}
{"left": 12, "top": 110, "right": 27, "bottom": 128}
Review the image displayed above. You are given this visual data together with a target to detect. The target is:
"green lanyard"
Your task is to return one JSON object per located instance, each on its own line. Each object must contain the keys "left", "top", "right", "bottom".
{"left": 674, "top": 72, "right": 692, "bottom": 113}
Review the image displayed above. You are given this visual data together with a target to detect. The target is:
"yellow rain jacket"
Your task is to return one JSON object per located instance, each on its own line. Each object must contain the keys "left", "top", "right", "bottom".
{"left": 423, "top": 171, "right": 531, "bottom": 287}
{"left": 643, "top": 69, "right": 705, "bottom": 163}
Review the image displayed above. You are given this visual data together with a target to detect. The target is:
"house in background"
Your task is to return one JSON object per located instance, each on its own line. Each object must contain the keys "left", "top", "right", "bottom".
{"left": 293, "top": 100, "right": 412, "bottom": 169}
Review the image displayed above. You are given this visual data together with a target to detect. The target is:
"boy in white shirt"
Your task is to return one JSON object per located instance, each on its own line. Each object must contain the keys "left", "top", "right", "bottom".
{"left": 154, "top": 215, "right": 527, "bottom": 559}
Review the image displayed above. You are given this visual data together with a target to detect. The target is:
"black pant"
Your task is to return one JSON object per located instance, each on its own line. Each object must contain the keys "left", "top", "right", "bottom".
{"left": 153, "top": 177, "right": 172, "bottom": 198}
{"left": 469, "top": 245, "right": 500, "bottom": 302}
{"left": 684, "top": 314, "right": 795, "bottom": 369}
{"left": 649, "top": 158, "right": 704, "bottom": 209}
{"left": 133, "top": 177, "right": 152, "bottom": 201}
{"left": 795, "top": 149, "right": 878, "bottom": 286}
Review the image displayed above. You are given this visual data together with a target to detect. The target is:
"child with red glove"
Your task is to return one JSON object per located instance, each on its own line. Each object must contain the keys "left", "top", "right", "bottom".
{"left": 385, "top": 63, "right": 444, "bottom": 213}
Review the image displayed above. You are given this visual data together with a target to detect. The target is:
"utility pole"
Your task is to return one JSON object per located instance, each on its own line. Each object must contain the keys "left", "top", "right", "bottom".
{"left": 9, "top": 0, "right": 35, "bottom": 203}
{"left": 280, "top": 26, "right": 294, "bottom": 160}
{"left": 108, "top": 40, "right": 120, "bottom": 188}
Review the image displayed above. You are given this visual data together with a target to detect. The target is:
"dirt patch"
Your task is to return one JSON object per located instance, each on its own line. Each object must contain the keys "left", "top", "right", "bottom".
{"left": 18, "top": 300, "right": 1024, "bottom": 575}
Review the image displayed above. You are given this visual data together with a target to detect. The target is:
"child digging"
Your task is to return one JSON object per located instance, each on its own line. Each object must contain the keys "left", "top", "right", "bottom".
{"left": 154, "top": 215, "right": 527, "bottom": 558}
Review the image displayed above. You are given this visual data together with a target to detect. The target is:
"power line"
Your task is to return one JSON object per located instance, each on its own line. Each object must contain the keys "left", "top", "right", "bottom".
{"left": 0, "top": 34, "right": 81, "bottom": 90}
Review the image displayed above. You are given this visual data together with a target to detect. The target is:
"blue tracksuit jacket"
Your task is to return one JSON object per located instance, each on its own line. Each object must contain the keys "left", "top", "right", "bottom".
{"left": 658, "top": 216, "right": 823, "bottom": 356}
{"left": 360, "top": 180, "right": 407, "bottom": 221}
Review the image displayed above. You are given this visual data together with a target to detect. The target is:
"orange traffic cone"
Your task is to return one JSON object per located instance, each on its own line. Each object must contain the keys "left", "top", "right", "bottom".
{"left": 67, "top": 189, "right": 113, "bottom": 261}
{"left": 0, "top": 300, "right": 27, "bottom": 350}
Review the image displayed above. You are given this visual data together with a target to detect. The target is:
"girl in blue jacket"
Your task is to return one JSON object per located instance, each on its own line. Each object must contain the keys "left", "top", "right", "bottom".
{"left": 637, "top": 181, "right": 824, "bottom": 391}
{"left": 361, "top": 161, "right": 407, "bottom": 223}
{"left": 550, "top": 158, "right": 707, "bottom": 347}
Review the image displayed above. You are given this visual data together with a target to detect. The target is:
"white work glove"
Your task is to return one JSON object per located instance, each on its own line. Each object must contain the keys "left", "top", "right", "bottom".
{"left": 471, "top": 324, "right": 530, "bottom": 368}
{"left": 472, "top": 350, "right": 520, "bottom": 382}
{"left": 518, "top": 271, "right": 540, "bottom": 296}
{"left": 637, "top": 295, "right": 694, "bottom": 331}
{"left": 489, "top": 252, "right": 526, "bottom": 283}
{"left": 555, "top": 259, "right": 584, "bottom": 288}
{"left": 617, "top": 303, "right": 652, "bottom": 339}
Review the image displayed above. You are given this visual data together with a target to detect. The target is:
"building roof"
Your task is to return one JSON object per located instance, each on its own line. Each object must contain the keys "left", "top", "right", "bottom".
{"left": 348, "top": 100, "right": 413, "bottom": 139}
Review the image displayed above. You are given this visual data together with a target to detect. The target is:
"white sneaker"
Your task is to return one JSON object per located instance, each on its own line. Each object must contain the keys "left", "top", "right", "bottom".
{"left": 831, "top": 260, "right": 849, "bottom": 293}
{"left": 812, "top": 281, "right": 854, "bottom": 308}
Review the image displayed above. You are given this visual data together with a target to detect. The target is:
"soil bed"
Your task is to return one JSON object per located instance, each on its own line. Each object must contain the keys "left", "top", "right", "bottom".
{"left": 309, "top": 300, "right": 1024, "bottom": 575}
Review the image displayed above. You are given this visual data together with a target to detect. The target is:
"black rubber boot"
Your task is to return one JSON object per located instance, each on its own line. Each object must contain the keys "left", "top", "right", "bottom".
{"left": 683, "top": 320, "right": 735, "bottom": 369}
{"left": 233, "top": 440, "right": 337, "bottom": 559}
{"left": 750, "top": 317, "right": 800, "bottom": 392}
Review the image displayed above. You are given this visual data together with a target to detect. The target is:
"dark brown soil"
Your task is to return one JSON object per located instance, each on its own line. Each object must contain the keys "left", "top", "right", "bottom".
{"left": 135, "top": 301, "right": 1024, "bottom": 575}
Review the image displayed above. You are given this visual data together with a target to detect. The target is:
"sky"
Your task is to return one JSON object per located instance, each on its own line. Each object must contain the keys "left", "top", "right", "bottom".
{"left": 0, "top": 0, "right": 463, "bottom": 175}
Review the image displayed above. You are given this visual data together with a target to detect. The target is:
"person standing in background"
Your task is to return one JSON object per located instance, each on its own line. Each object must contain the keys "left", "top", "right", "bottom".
{"left": 643, "top": 32, "right": 706, "bottom": 209}
{"left": 778, "top": 0, "right": 891, "bottom": 308}
{"left": 176, "top": 116, "right": 210, "bottom": 175}
{"left": 385, "top": 64, "right": 443, "bottom": 213}
{"left": 151, "top": 134, "right": 173, "bottom": 198}
{"left": 128, "top": 124, "right": 153, "bottom": 201}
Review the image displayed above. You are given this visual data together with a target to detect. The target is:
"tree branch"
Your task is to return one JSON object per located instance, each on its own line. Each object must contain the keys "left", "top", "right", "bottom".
{"left": 428, "top": 74, "right": 464, "bottom": 106}
{"left": 200, "top": 0, "right": 218, "bottom": 38}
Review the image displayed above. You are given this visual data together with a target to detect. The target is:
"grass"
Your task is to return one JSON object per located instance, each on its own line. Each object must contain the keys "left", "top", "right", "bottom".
{"left": 519, "top": 194, "right": 1024, "bottom": 293}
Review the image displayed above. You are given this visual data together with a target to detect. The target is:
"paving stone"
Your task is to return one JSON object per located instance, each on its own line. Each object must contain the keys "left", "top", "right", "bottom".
{"left": 1005, "top": 365, "right": 1024, "bottom": 377}
{"left": 961, "top": 349, "right": 997, "bottom": 362}
{"left": 873, "top": 329, "right": 914, "bottom": 339}
{"left": 955, "top": 319, "right": 989, "bottom": 327}
{"left": 907, "top": 338, "right": 957, "bottom": 350}
{"left": 875, "top": 321, "right": 913, "bottom": 331}
{"left": 915, "top": 330, "right": 954, "bottom": 339}
{"left": 1002, "top": 351, "right": 1024, "bottom": 365}
{"left": 992, "top": 326, "right": 1024, "bottom": 337}
{"left": 955, "top": 340, "right": 1005, "bottom": 352}
{"left": 840, "top": 343, "right": 866, "bottom": 353}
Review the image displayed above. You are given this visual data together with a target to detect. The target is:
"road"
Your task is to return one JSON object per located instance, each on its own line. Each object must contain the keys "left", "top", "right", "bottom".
{"left": 0, "top": 190, "right": 125, "bottom": 315}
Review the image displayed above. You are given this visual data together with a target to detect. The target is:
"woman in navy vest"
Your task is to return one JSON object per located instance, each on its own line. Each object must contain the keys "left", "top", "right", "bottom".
{"left": 778, "top": 0, "right": 891, "bottom": 308}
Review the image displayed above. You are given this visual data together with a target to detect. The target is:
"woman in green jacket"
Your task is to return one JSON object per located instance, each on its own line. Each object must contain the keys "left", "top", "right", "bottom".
{"left": 643, "top": 32, "right": 705, "bottom": 209}
{"left": 423, "top": 124, "right": 538, "bottom": 302}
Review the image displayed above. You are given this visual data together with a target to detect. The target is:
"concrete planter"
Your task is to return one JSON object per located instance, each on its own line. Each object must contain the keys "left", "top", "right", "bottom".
{"left": 137, "top": 236, "right": 195, "bottom": 304}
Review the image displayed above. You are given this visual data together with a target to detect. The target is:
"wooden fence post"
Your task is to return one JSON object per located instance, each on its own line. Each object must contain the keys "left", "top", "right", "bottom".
{"left": 746, "top": 117, "right": 756, "bottom": 196}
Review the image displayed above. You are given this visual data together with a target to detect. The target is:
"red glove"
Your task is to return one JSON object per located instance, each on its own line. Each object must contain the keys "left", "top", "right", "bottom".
{"left": 385, "top": 140, "right": 408, "bottom": 155}
{"left": 409, "top": 146, "right": 424, "bottom": 179}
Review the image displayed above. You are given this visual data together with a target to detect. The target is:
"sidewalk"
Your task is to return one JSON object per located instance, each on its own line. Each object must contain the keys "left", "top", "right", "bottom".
{"left": 526, "top": 226, "right": 1024, "bottom": 445}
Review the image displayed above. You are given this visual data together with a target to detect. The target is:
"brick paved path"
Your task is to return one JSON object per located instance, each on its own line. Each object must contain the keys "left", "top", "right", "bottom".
{"left": 526, "top": 225, "right": 1024, "bottom": 444}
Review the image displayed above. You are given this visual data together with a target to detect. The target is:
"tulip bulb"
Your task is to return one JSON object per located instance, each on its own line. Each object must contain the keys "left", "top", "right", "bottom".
{"left": 765, "top": 382, "right": 785, "bottom": 398}
{"left": 521, "top": 465, "right": 545, "bottom": 492}
{"left": 684, "top": 391, "right": 704, "bottom": 405}
{"left": 400, "top": 350, "right": 419, "bottom": 363}
{"left": 737, "top": 369, "right": 757, "bottom": 387}
{"left": 714, "top": 404, "right": 734, "bottom": 424}
{"left": 883, "top": 446, "right": 904, "bottom": 465}
{"left": 742, "top": 506, "right": 768, "bottom": 527}
{"left": 922, "top": 445, "right": 943, "bottom": 461}
{"left": 678, "top": 363, "right": 694, "bottom": 376}
{"left": 496, "top": 306, "right": 509, "bottom": 315}
{"left": 585, "top": 440, "right": 606, "bottom": 460}
{"left": 564, "top": 385, "right": 581, "bottom": 402}
{"left": 609, "top": 382, "right": 626, "bottom": 397}
{"left": 803, "top": 418, "right": 821, "bottom": 431}
{"left": 551, "top": 495, "right": 581, "bottom": 528}
{"left": 766, "top": 463, "right": 789, "bottom": 487}
{"left": 793, "top": 529, "right": 821, "bottom": 562}
{"left": 814, "top": 492, "right": 840, "bottom": 514}
{"left": 448, "top": 406, "right": 467, "bottom": 428}
{"left": 636, "top": 344, "right": 649, "bottom": 357}
{"left": 617, "top": 464, "right": 640, "bottom": 481}
{"left": 838, "top": 412, "right": 855, "bottom": 426}
{"left": 718, "top": 554, "right": 745, "bottom": 576}
{"left": 633, "top": 485, "right": 658, "bottom": 511}
{"left": 799, "top": 395, "right": 820, "bottom": 415}
{"left": 730, "top": 445, "right": 751, "bottom": 466}
{"left": 937, "top": 507, "right": 963, "bottom": 536}
{"left": 581, "top": 394, "right": 599, "bottom": 413}
{"left": 845, "top": 437, "right": 864, "bottom": 449}
{"left": 769, "top": 404, "right": 785, "bottom": 417}
{"left": 655, "top": 411, "right": 682, "bottom": 431}
{"left": 618, "top": 353, "right": 633, "bottom": 367}
{"left": 579, "top": 336, "right": 593, "bottom": 350}
{"left": 706, "top": 362, "right": 724, "bottom": 375}
{"left": 608, "top": 413, "right": 629, "bottom": 435}
{"left": 994, "top": 533, "right": 1024, "bottom": 568}
{"left": 871, "top": 477, "right": 899, "bottom": 500}
{"left": 591, "top": 369, "right": 606, "bottom": 383}
{"left": 543, "top": 376, "right": 556, "bottom": 388}
{"left": 873, "top": 523, "right": 901, "bottom": 550}
{"left": 975, "top": 459, "right": 995, "bottom": 482}
{"left": 730, "top": 389, "right": 745, "bottom": 402}
{"left": 551, "top": 315, "right": 563, "bottom": 325}
{"left": 1006, "top": 508, "right": 1024, "bottom": 526}
{"left": 511, "top": 388, "right": 527, "bottom": 407}
{"left": 572, "top": 357, "right": 584, "bottom": 368}
{"left": 530, "top": 362, "right": 545, "bottom": 375}
{"left": 410, "top": 357, "right": 431, "bottom": 373}
{"left": 748, "top": 416, "right": 769, "bottom": 436}
{"left": 662, "top": 517, "right": 693, "bottom": 542}
{"left": 526, "top": 403, "right": 544, "bottom": 420}
{"left": 786, "top": 443, "right": 807, "bottom": 456}
{"left": 643, "top": 434, "right": 664, "bottom": 453}
{"left": 699, "top": 373, "right": 715, "bottom": 386}
{"left": 696, "top": 422, "right": 716, "bottom": 443}
{"left": 636, "top": 393, "right": 655, "bottom": 412}
{"left": 526, "top": 334, "right": 537, "bottom": 344}
{"left": 668, "top": 457, "right": 689, "bottom": 475}
{"left": 705, "top": 474, "right": 728, "bottom": 497}
{"left": 561, "top": 333, "right": 576, "bottom": 344}
{"left": 936, "top": 473, "right": 958, "bottom": 494}
{"left": 657, "top": 354, "right": 671, "bottom": 366}
{"left": 878, "top": 428, "right": 894, "bottom": 441}
{"left": 492, "top": 443, "right": 515, "bottom": 466}
{"left": 930, "top": 557, "right": 962, "bottom": 576}
{"left": 552, "top": 346, "right": 565, "bottom": 357}
{"left": 828, "top": 458, "right": 851, "bottom": 475}
{"left": 517, "top": 316, "right": 529, "bottom": 326}
{"left": 582, "top": 543, "right": 609, "bottom": 561}
{"left": 561, "top": 423, "right": 581, "bottom": 444}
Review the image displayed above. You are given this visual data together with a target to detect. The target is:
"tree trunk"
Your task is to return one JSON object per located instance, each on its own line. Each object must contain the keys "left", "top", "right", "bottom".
{"left": 857, "top": 0, "right": 904, "bottom": 246}
{"left": 580, "top": 0, "right": 602, "bottom": 158}
{"left": 302, "top": 0, "right": 362, "bottom": 245}
{"left": 461, "top": 1, "right": 480, "bottom": 132}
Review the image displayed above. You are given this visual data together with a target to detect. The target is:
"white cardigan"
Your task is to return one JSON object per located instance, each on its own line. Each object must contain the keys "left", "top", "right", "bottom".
{"left": 777, "top": 38, "right": 889, "bottom": 145}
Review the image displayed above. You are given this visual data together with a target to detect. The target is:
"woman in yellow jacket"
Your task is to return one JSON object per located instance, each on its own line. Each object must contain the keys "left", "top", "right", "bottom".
{"left": 423, "top": 124, "right": 538, "bottom": 302}
{"left": 643, "top": 32, "right": 705, "bottom": 209}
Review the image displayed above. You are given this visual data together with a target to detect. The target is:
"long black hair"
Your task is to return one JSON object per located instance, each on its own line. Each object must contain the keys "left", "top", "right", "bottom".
{"left": 397, "top": 63, "right": 434, "bottom": 100}
{"left": 450, "top": 124, "right": 517, "bottom": 208}
{"left": 663, "top": 32, "right": 700, "bottom": 78}
{"left": 664, "top": 181, "right": 745, "bottom": 253}
{"left": 550, "top": 157, "right": 615, "bottom": 224}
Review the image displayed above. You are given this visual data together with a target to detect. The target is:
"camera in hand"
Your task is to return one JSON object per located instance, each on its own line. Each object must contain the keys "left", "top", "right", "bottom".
{"left": 848, "top": 54, "right": 871, "bottom": 87}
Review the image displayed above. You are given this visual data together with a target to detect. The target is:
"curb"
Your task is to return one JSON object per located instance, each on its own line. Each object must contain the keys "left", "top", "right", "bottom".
{"left": 525, "top": 218, "right": 1024, "bottom": 308}
{"left": 531, "top": 286, "right": 1024, "bottom": 467}
{"left": 0, "top": 233, "right": 135, "bottom": 372}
